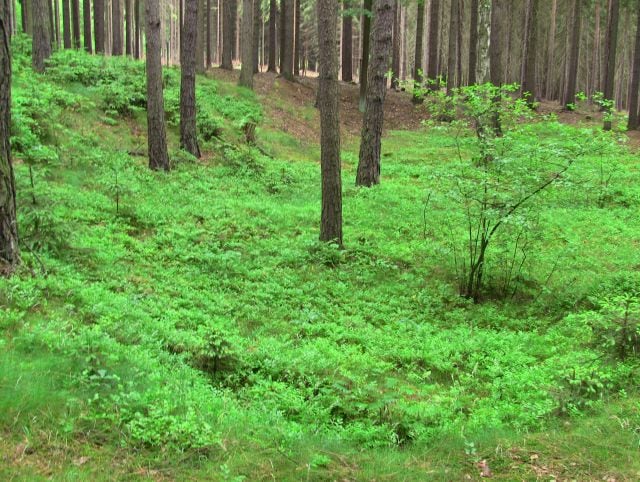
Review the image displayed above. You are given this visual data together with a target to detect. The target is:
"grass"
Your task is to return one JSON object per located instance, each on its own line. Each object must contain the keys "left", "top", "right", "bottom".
{"left": 1, "top": 45, "right": 639, "bottom": 480}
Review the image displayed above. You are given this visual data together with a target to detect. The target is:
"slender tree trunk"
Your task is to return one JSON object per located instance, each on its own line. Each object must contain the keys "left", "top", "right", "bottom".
{"left": 293, "top": 0, "right": 300, "bottom": 75}
{"left": 591, "top": 0, "right": 600, "bottom": 96}
{"left": 468, "top": 0, "right": 478, "bottom": 85}
{"left": 252, "top": 0, "right": 259, "bottom": 72}
{"left": 563, "top": 0, "right": 581, "bottom": 110}
{"left": 391, "top": 0, "right": 400, "bottom": 88}
{"left": 32, "top": 0, "right": 51, "bottom": 70}
{"left": 627, "top": 5, "right": 640, "bottom": 130}
{"left": 221, "top": 0, "right": 233, "bottom": 68}
{"left": 181, "top": 0, "right": 201, "bottom": 157}
{"left": 124, "top": 0, "right": 131, "bottom": 54}
{"left": 133, "top": 0, "right": 140, "bottom": 57}
{"left": 54, "top": 0, "right": 61, "bottom": 48}
{"left": 489, "top": 0, "right": 504, "bottom": 134}
{"left": 83, "top": 0, "right": 92, "bottom": 52}
{"left": 356, "top": 0, "right": 393, "bottom": 187}
{"left": 522, "top": 0, "right": 538, "bottom": 106}
{"left": 239, "top": 0, "right": 253, "bottom": 87}
{"left": 71, "top": 0, "right": 80, "bottom": 47}
{"left": 446, "top": 0, "right": 458, "bottom": 95}
{"left": 358, "top": 0, "right": 371, "bottom": 111}
{"left": 146, "top": 0, "right": 170, "bottom": 171}
{"left": 230, "top": 0, "right": 237, "bottom": 59}
{"left": 317, "top": 0, "right": 342, "bottom": 245}
{"left": 206, "top": 0, "right": 212, "bottom": 66}
{"left": 543, "top": 0, "right": 556, "bottom": 99}
{"left": 342, "top": 0, "right": 353, "bottom": 81}
{"left": 0, "top": 0, "right": 19, "bottom": 274}
{"left": 112, "top": 0, "right": 122, "bottom": 54}
{"left": 414, "top": 0, "right": 424, "bottom": 82}
{"left": 279, "top": 0, "right": 284, "bottom": 71}
{"left": 603, "top": 0, "right": 620, "bottom": 130}
{"left": 267, "top": 0, "right": 276, "bottom": 71}
{"left": 427, "top": 0, "right": 439, "bottom": 89}
{"left": 62, "top": 0, "right": 71, "bottom": 47}
{"left": 94, "top": 0, "right": 103, "bottom": 52}
{"left": 281, "top": 0, "right": 293, "bottom": 79}
{"left": 194, "top": 0, "right": 204, "bottom": 71}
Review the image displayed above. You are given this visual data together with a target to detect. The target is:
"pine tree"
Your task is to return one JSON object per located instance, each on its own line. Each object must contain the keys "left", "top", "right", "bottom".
{"left": 239, "top": 0, "right": 254, "bottom": 88}
{"left": 32, "top": 0, "right": 51, "bottom": 71}
{"left": 181, "top": 0, "right": 202, "bottom": 157}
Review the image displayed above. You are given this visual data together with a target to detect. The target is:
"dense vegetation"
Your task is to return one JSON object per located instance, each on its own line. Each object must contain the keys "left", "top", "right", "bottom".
{"left": 1, "top": 37, "right": 639, "bottom": 480}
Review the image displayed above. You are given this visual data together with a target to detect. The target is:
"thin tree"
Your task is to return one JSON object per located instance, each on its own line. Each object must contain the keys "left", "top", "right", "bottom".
{"left": 0, "top": 0, "right": 19, "bottom": 274}
{"left": 390, "top": 0, "right": 400, "bottom": 88}
{"left": 628, "top": 4, "right": 640, "bottom": 130}
{"left": 543, "top": 0, "right": 556, "bottom": 99}
{"left": 562, "top": 0, "right": 581, "bottom": 111}
{"left": 342, "top": 0, "right": 353, "bottom": 82}
{"left": 196, "top": 0, "right": 205, "bottom": 72}
{"left": 468, "top": 0, "right": 479, "bottom": 85}
{"left": 446, "top": 0, "right": 459, "bottom": 95}
{"left": 94, "top": 0, "right": 104, "bottom": 52}
{"left": 71, "top": 0, "right": 80, "bottom": 47}
{"left": 125, "top": 0, "right": 131, "bottom": 55}
{"left": 32, "top": 0, "right": 51, "bottom": 71}
{"left": 414, "top": 0, "right": 424, "bottom": 82}
{"left": 281, "top": 0, "right": 294, "bottom": 79}
{"left": 252, "top": 0, "right": 260, "bottom": 73}
{"left": 317, "top": 0, "right": 342, "bottom": 245}
{"left": 83, "top": 0, "right": 92, "bottom": 52}
{"left": 267, "top": 0, "right": 277, "bottom": 71}
{"left": 489, "top": 0, "right": 504, "bottom": 134}
{"left": 521, "top": 0, "right": 539, "bottom": 106}
{"left": 293, "top": 0, "right": 300, "bottom": 75}
{"left": 221, "top": 0, "right": 234, "bottom": 69}
{"left": 239, "top": 0, "right": 254, "bottom": 87}
{"left": 356, "top": 0, "right": 393, "bottom": 187}
{"left": 112, "top": 0, "right": 123, "bottom": 54}
{"left": 62, "top": 0, "right": 71, "bottom": 47}
{"left": 358, "top": 0, "right": 371, "bottom": 111}
{"left": 146, "top": 0, "right": 170, "bottom": 171}
{"left": 426, "top": 0, "right": 440, "bottom": 90}
{"left": 603, "top": 0, "right": 620, "bottom": 131}
{"left": 181, "top": 0, "right": 201, "bottom": 157}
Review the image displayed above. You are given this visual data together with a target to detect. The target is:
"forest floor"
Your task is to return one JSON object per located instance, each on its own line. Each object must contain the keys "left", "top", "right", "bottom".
{"left": 1, "top": 47, "right": 640, "bottom": 481}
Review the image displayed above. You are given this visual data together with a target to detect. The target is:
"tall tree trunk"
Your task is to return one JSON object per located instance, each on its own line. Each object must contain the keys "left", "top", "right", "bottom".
{"left": 32, "top": 0, "right": 51, "bottom": 70}
{"left": 489, "top": 0, "right": 504, "bottom": 134}
{"left": 391, "top": 0, "right": 399, "bottom": 88}
{"left": 603, "top": 0, "right": 620, "bottom": 130}
{"left": 239, "top": 0, "right": 253, "bottom": 87}
{"left": 230, "top": 0, "right": 236, "bottom": 59}
{"left": 221, "top": 0, "right": 233, "bottom": 68}
{"left": 94, "top": 0, "right": 104, "bottom": 52}
{"left": 62, "top": 0, "right": 71, "bottom": 47}
{"left": 317, "top": 0, "right": 342, "bottom": 245}
{"left": 279, "top": 0, "right": 284, "bottom": 71}
{"left": 196, "top": 0, "right": 205, "bottom": 71}
{"left": 563, "top": 0, "right": 581, "bottom": 110}
{"left": 124, "top": 0, "right": 131, "bottom": 54}
{"left": 590, "top": 0, "right": 600, "bottom": 96}
{"left": 543, "top": 0, "right": 556, "bottom": 99}
{"left": 133, "top": 0, "right": 140, "bottom": 57}
{"left": 293, "top": 0, "right": 300, "bottom": 75}
{"left": 54, "top": 0, "right": 61, "bottom": 48}
{"left": 252, "top": 0, "right": 259, "bottom": 72}
{"left": 468, "top": 0, "right": 478, "bottom": 85}
{"left": 83, "top": 0, "right": 92, "bottom": 52}
{"left": 413, "top": 0, "right": 424, "bottom": 82}
{"left": 146, "top": 0, "right": 170, "bottom": 171}
{"left": 181, "top": 0, "right": 201, "bottom": 157}
{"left": 281, "top": 0, "right": 293, "bottom": 79}
{"left": 446, "top": 0, "right": 459, "bottom": 95}
{"left": 267, "top": 0, "right": 276, "bottom": 71}
{"left": 0, "top": 0, "right": 19, "bottom": 274}
{"left": 356, "top": 0, "right": 393, "bottom": 187}
{"left": 206, "top": 0, "right": 212, "bottom": 66}
{"left": 71, "top": 0, "right": 80, "bottom": 47}
{"left": 426, "top": 0, "right": 439, "bottom": 89}
{"left": 358, "top": 0, "right": 371, "bottom": 111}
{"left": 521, "top": 0, "right": 538, "bottom": 106}
{"left": 112, "top": 0, "right": 122, "bottom": 54}
{"left": 627, "top": 5, "right": 640, "bottom": 130}
{"left": 342, "top": 0, "right": 353, "bottom": 81}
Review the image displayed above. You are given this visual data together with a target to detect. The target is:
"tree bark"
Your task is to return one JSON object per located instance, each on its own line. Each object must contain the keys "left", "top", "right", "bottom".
{"left": 342, "top": 0, "right": 353, "bottom": 81}
{"left": 426, "top": 0, "right": 439, "bottom": 89}
{"left": 468, "top": 0, "right": 478, "bottom": 85}
{"left": 124, "top": 0, "right": 131, "bottom": 55}
{"left": 317, "top": 0, "right": 342, "bottom": 245}
{"left": 221, "top": 0, "right": 233, "bottom": 69}
{"left": 252, "top": 0, "right": 259, "bottom": 72}
{"left": 196, "top": 0, "right": 205, "bottom": 72}
{"left": 627, "top": 5, "right": 640, "bottom": 130}
{"left": 414, "top": 0, "right": 424, "bottom": 82}
{"left": 207, "top": 0, "right": 212, "bottom": 66}
{"left": 71, "top": 0, "right": 80, "bottom": 47}
{"left": 391, "top": 0, "right": 400, "bottom": 88}
{"left": 83, "top": 0, "right": 92, "bottom": 52}
{"left": 62, "top": 0, "right": 71, "bottom": 47}
{"left": 563, "top": 0, "right": 581, "bottom": 110}
{"left": 239, "top": 0, "right": 253, "bottom": 87}
{"left": 181, "top": 0, "right": 201, "bottom": 157}
{"left": 358, "top": 0, "right": 371, "bottom": 110}
{"left": 281, "top": 0, "right": 293, "bottom": 79}
{"left": 446, "top": 0, "right": 459, "bottom": 95}
{"left": 0, "top": 0, "right": 19, "bottom": 274}
{"left": 94, "top": 0, "right": 104, "bottom": 52}
{"left": 146, "top": 0, "right": 170, "bottom": 171}
{"left": 32, "top": 0, "right": 50, "bottom": 71}
{"left": 603, "top": 0, "right": 619, "bottom": 130}
{"left": 112, "top": 0, "right": 122, "bottom": 54}
{"left": 521, "top": 0, "right": 538, "bottom": 106}
{"left": 293, "top": 0, "right": 300, "bottom": 76}
{"left": 267, "top": 0, "right": 276, "bottom": 71}
{"left": 356, "top": 0, "right": 393, "bottom": 187}
{"left": 543, "top": 0, "right": 556, "bottom": 99}
{"left": 133, "top": 0, "right": 140, "bottom": 57}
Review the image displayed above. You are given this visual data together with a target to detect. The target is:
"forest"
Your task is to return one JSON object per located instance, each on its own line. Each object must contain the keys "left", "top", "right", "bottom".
{"left": 1, "top": 0, "right": 640, "bottom": 480}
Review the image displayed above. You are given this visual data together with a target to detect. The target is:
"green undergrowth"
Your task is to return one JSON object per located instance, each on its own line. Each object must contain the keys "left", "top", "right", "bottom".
{"left": 1, "top": 41, "right": 639, "bottom": 480}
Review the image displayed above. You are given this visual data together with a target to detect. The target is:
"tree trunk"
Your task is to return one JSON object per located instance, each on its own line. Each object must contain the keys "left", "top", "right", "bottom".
{"left": 94, "top": 0, "right": 104, "bottom": 52}
{"left": 71, "top": 0, "right": 80, "bottom": 47}
{"left": 32, "top": 0, "right": 51, "bottom": 71}
{"left": 267, "top": 0, "right": 276, "bottom": 71}
{"left": 342, "top": 0, "right": 353, "bottom": 81}
{"left": 563, "top": 0, "right": 581, "bottom": 110}
{"left": 279, "top": 0, "right": 284, "bottom": 71}
{"left": 356, "top": 0, "right": 393, "bottom": 187}
{"left": 603, "top": 0, "right": 620, "bottom": 130}
{"left": 112, "top": 0, "right": 122, "bottom": 54}
{"left": 426, "top": 0, "right": 439, "bottom": 89}
{"left": 207, "top": 0, "right": 212, "bottom": 66}
{"left": 0, "top": 0, "right": 19, "bottom": 274}
{"left": 181, "top": 0, "right": 201, "bottom": 157}
{"left": 281, "top": 0, "right": 293, "bottom": 79}
{"left": 124, "top": 0, "right": 131, "bottom": 54}
{"left": 133, "top": 0, "right": 140, "bottom": 57}
{"left": 230, "top": 0, "right": 237, "bottom": 59}
{"left": 627, "top": 5, "right": 640, "bottom": 130}
{"left": 196, "top": 0, "right": 205, "bottom": 71}
{"left": 446, "top": 0, "right": 458, "bottom": 95}
{"left": 252, "top": 0, "right": 259, "bottom": 72}
{"left": 391, "top": 0, "right": 400, "bottom": 88}
{"left": 543, "top": 0, "right": 556, "bottom": 99}
{"left": 239, "top": 0, "right": 253, "bottom": 87}
{"left": 590, "top": 0, "right": 600, "bottom": 97}
{"left": 414, "top": 0, "right": 424, "bottom": 82}
{"left": 521, "top": 0, "right": 538, "bottom": 106}
{"left": 317, "top": 0, "right": 342, "bottom": 245}
{"left": 468, "top": 0, "right": 478, "bottom": 85}
{"left": 221, "top": 0, "right": 233, "bottom": 68}
{"left": 83, "top": 0, "right": 92, "bottom": 52}
{"left": 293, "top": 0, "right": 300, "bottom": 75}
{"left": 146, "top": 0, "right": 170, "bottom": 171}
{"left": 62, "top": 0, "right": 71, "bottom": 47}
{"left": 489, "top": 0, "right": 503, "bottom": 87}
{"left": 358, "top": 0, "right": 371, "bottom": 111}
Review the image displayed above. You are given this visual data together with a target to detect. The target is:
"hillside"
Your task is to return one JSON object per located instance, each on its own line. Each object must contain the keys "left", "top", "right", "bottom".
{"left": 1, "top": 40, "right": 640, "bottom": 481}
